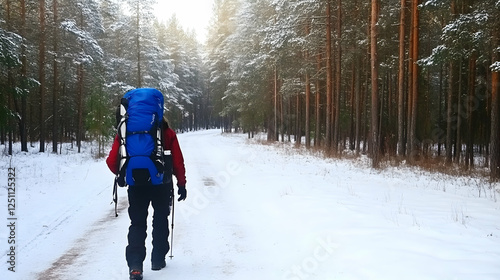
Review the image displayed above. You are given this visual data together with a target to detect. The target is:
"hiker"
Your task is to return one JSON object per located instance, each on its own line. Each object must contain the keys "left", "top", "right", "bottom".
{"left": 106, "top": 88, "right": 187, "bottom": 280}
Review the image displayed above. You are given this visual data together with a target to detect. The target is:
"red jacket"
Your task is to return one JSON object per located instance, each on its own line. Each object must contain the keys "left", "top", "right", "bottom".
{"left": 106, "top": 127, "right": 187, "bottom": 186}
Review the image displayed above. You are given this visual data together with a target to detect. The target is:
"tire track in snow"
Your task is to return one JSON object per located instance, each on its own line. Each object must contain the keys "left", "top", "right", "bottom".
{"left": 21, "top": 184, "right": 110, "bottom": 254}
{"left": 174, "top": 131, "right": 253, "bottom": 277}
{"left": 36, "top": 198, "right": 129, "bottom": 280}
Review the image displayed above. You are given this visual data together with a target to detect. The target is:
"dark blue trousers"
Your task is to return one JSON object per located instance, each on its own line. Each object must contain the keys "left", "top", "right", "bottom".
{"left": 126, "top": 182, "right": 172, "bottom": 271}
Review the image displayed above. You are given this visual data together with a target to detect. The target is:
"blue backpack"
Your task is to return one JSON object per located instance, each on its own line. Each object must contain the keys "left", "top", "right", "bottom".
{"left": 116, "top": 88, "right": 165, "bottom": 186}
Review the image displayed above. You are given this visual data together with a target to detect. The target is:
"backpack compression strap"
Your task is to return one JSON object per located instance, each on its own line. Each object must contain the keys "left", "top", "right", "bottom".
{"left": 151, "top": 116, "right": 165, "bottom": 178}
{"left": 116, "top": 98, "right": 129, "bottom": 187}
{"left": 113, "top": 98, "right": 129, "bottom": 217}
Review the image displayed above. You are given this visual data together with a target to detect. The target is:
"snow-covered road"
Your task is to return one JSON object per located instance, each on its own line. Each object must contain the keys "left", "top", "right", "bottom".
{"left": 2, "top": 129, "right": 500, "bottom": 279}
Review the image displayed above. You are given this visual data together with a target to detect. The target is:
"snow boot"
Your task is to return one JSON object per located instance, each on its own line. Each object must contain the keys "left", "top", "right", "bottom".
{"left": 151, "top": 259, "right": 166, "bottom": 271}
{"left": 129, "top": 269, "right": 143, "bottom": 280}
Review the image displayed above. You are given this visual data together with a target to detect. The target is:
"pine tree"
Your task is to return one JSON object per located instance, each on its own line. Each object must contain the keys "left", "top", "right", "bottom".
{"left": 370, "top": 0, "right": 380, "bottom": 168}
{"left": 125, "top": 0, "right": 157, "bottom": 88}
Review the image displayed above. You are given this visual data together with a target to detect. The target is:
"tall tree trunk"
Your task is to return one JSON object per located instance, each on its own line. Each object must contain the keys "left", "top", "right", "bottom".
{"left": 325, "top": 0, "right": 333, "bottom": 150}
{"left": 349, "top": 60, "right": 355, "bottom": 151}
{"left": 406, "top": 34, "right": 413, "bottom": 161}
{"left": 6, "top": 0, "right": 13, "bottom": 155}
{"left": 397, "top": 0, "right": 406, "bottom": 156}
{"left": 408, "top": 0, "right": 419, "bottom": 163}
{"left": 355, "top": 55, "right": 361, "bottom": 155}
{"left": 447, "top": 0, "right": 458, "bottom": 164}
{"left": 274, "top": 65, "right": 279, "bottom": 141}
{"left": 287, "top": 97, "right": 291, "bottom": 142}
{"left": 491, "top": 27, "right": 500, "bottom": 180}
{"left": 1, "top": 126, "right": 4, "bottom": 145}
{"left": 18, "top": 0, "right": 28, "bottom": 152}
{"left": 305, "top": 72, "right": 311, "bottom": 148}
{"left": 315, "top": 53, "right": 322, "bottom": 147}
{"left": 52, "top": 0, "right": 59, "bottom": 153}
{"left": 303, "top": 21, "right": 311, "bottom": 148}
{"left": 438, "top": 64, "right": 443, "bottom": 156}
{"left": 39, "top": 0, "right": 46, "bottom": 153}
{"left": 379, "top": 75, "right": 385, "bottom": 155}
{"left": 268, "top": 66, "right": 277, "bottom": 141}
{"left": 363, "top": 56, "right": 369, "bottom": 155}
{"left": 370, "top": 0, "right": 380, "bottom": 168}
{"left": 296, "top": 93, "right": 301, "bottom": 145}
{"left": 446, "top": 61, "right": 455, "bottom": 164}
{"left": 465, "top": 54, "right": 476, "bottom": 168}
{"left": 333, "top": 0, "right": 342, "bottom": 152}
{"left": 8, "top": 92, "right": 13, "bottom": 155}
{"left": 76, "top": 9, "right": 84, "bottom": 153}
{"left": 455, "top": 58, "right": 463, "bottom": 163}
{"left": 280, "top": 80, "right": 284, "bottom": 142}
{"left": 1, "top": 120, "right": 4, "bottom": 144}
{"left": 136, "top": 1, "right": 142, "bottom": 87}
{"left": 77, "top": 65, "right": 84, "bottom": 153}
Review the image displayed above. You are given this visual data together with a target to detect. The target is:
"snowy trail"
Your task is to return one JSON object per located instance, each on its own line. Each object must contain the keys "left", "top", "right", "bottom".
{"left": 2, "top": 129, "right": 500, "bottom": 280}
{"left": 36, "top": 198, "right": 129, "bottom": 280}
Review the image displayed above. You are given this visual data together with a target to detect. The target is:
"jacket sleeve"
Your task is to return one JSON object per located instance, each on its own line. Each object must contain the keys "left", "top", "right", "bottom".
{"left": 164, "top": 128, "right": 187, "bottom": 186}
{"left": 106, "top": 134, "right": 120, "bottom": 175}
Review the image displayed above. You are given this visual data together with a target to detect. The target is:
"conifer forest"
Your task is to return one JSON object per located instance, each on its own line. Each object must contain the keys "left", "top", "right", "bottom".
{"left": 1, "top": 0, "right": 499, "bottom": 180}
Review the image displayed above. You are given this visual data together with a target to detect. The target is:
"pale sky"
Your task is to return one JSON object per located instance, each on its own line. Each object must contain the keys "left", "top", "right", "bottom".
{"left": 153, "top": 0, "right": 215, "bottom": 43}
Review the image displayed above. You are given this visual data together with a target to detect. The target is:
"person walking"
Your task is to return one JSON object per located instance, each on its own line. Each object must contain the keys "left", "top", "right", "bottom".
{"left": 107, "top": 112, "right": 187, "bottom": 280}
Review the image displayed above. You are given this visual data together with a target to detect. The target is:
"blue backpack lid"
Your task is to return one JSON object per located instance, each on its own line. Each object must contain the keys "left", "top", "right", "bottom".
{"left": 124, "top": 88, "right": 164, "bottom": 132}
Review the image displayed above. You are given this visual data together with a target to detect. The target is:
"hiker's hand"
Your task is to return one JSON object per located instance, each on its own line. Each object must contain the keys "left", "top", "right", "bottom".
{"left": 116, "top": 175, "right": 126, "bottom": 187}
{"left": 178, "top": 185, "right": 187, "bottom": 201}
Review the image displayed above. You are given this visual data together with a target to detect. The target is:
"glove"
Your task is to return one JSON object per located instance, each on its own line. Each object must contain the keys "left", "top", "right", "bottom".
{"left": 116, "top": 174, "right": 126, "bottom": 187}
{"left": 177, "top": 185, "right": 187, "bottom": 201}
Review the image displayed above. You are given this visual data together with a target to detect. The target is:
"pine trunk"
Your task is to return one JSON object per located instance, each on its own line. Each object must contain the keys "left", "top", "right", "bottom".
{"left": 349, "top": 60, "right": 355, "bottom": 151}
{"left": 465, "top": 54, "right": 476, "bottom": 168}
{"left": 333, "top": 0, "right": 342, "bottom": 152}
{"left": 39, "top": 0, "right": 46, "bottom": 153}
{"left": 136, "top": 1, "right": 142, "bottom": 87}
{"left": 304, "top": 22, "right": 311, "bottom": 148}
{"left": 355, "top": 55, "right": 361, "bottom": 155}
{"left": 305, "top": 72, "right": 311, "bottom": 148}
{"left": 370, "top": 0, "right": 380, "bottom": 168}
{"left": 274, "top": 66, "right": 278, "bottom": 141}
{"left": 447, "top": 0, "right": 458, "bottom": 164}
{"left": 446, "top": 61, "right": 455, "bottom": 164}
{"left": 77, "top": 65, "right": 84, "bottom": 153}
{"left": 325, "top": 0, "right": 333, "bottom": 150}
{"left": 408, "top": 0, "right": 419, "bottom": 163}
{"left": 397, "top": 0, "right": 406, "bottom": 156}
{"left": 76, "top": 9, "right": 84, "bottom": 153}
{"left": 491, "top": 45, "right": 500, "bottom": 179}
{"left": 52, "top": 0, "right": 59, "bottom": 154}
{"left": 18, "top": 0, "right": 28, "bottom": 152}
{"left": 455, "top": 59, "right": 463, "bottom": 164}
{"left": 315, "top": 53, "right": 322, "bottom": 147}
{"left": 6, "top": 0, "right": 12, "bottom": 155}
{"left": 296, "top": 93, "right": 301, "bottom": 145}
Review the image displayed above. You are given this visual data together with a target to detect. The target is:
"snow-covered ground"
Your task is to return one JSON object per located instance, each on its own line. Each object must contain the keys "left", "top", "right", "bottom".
{"left": 1, "top": 129, "right": 500, "bottom": 280}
